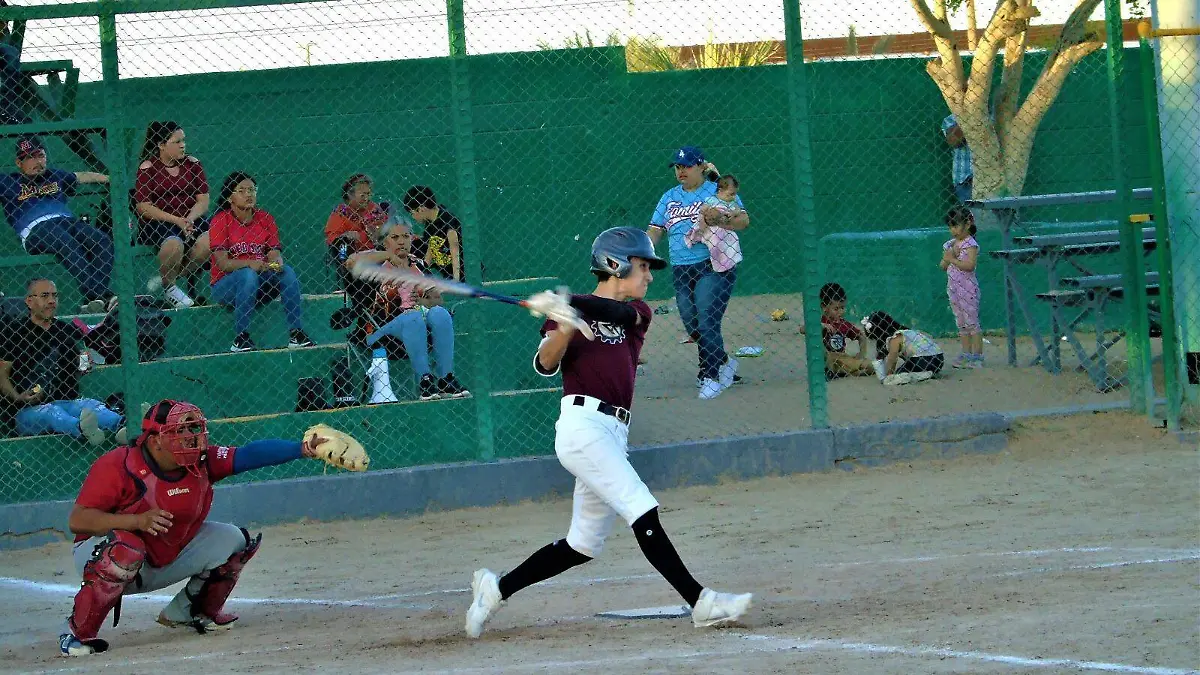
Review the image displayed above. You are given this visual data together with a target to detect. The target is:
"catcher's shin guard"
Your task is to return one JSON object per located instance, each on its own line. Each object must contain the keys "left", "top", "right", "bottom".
{"left": 190, "top": 528, "right": 262, "bottom": 629}
{"left": 68, "top": 531, "right": 146, "bottom": 641}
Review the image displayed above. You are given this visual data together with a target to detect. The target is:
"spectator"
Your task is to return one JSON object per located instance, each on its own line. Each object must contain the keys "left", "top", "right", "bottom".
{"left": 403, "top": 185, "right": 473, "bottom": 282}
{"left": 0, "top": 136, "right": 113, "bottom": 313}
{"left": 133, "top": 121, "right": 211, "bottom": 308}
{"left": 0, "top": 278, "right": 122, "bottom": 445}
{"left": 942, "top": 115, "right": 973, "bottom": 203}
{"left": 861, "top": 311, "right": 944, "bottom": 384}
{"left": 800, "top": 282, "right": 875, "bottom": 380}
{"left": 324, "top": 173, "right": 389, "bottom": 288}
{"left": 208, "top": 171, "right": 314, "bottom": 353}
{"left": 345, "top": 218, "right": 468, "bottom": 403}
{"left": 647, "top": 146, "right": 749, "bottom": 400}
{"left": 0, "top": 8, "right": 29, "bottom": 127}
{"left": 940, "top": 205, "right": 983, "bottom": 368}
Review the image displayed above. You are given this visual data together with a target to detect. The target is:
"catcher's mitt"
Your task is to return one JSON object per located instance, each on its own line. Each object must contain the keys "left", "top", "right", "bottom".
{"left": 303, "top": 424, "right": 370, "bottom": 472}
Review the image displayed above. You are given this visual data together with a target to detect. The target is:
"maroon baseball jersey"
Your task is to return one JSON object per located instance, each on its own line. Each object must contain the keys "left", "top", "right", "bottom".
{"left": 133, "top": 155, "right": 208, "bottom": 220}
{"left": 74, "top": 444, "right": 237, "bottom": 567}
{"left": 822, "top": 318, "right": 862, "bottom": 353}
{"left": 541, "top": 296, "right": 652, "bottom": 411}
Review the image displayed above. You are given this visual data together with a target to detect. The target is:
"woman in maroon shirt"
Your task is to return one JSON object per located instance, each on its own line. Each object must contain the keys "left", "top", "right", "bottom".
{"left": 134, "top": 121, "right": 210, "bottom": 308}
{"left": 208, "top": 171, "right": 313, "bottom": 353}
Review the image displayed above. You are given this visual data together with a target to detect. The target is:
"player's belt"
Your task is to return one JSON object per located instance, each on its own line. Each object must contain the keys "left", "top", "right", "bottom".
{"left": 571, "top": 395, "right": 631, "bottom": 425}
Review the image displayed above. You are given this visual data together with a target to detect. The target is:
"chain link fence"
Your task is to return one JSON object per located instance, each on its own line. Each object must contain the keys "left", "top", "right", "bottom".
{"left": 0, "top": 0, "right": 1184, "bottom": 507}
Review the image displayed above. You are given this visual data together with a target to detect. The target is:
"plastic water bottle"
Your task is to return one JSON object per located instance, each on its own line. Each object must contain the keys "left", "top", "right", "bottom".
{"left": 337, "top": 242, "right": 349, "bottom": 263}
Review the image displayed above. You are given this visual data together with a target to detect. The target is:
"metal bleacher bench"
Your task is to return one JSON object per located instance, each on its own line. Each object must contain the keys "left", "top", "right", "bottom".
{"left": 970, "top": 188, "right": 1156, "bottom": 392}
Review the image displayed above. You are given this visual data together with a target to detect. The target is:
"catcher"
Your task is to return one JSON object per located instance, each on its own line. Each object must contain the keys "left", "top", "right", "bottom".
{"left": 57, "top": 398, "right": 367, "bottom": 657}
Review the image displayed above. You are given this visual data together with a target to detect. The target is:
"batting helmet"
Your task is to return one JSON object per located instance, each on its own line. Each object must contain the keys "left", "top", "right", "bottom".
{"left": 590, "top": 226, "right": 666, "bottom": 278}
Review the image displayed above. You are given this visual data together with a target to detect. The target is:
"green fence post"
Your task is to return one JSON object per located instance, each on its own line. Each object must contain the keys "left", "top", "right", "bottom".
{"left": 1139, "top": 24, "right": 1181, "bottom": 430}
{"left": 446, "top": 0, "right": 494, "bottom": 460}
{"left": 1104, "top": 0, "right": 1151, "bottom": 413}
{"left": 99, "top": 2, "right": 141, "bottom": 418}
{"left": 782, "top": 0, "right": 827, "bottom": 429}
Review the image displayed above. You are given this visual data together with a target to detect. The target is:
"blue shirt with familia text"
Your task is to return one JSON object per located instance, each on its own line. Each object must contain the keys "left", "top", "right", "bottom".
{"left": 650, "top": 180, "right": 745, "bottom": 266}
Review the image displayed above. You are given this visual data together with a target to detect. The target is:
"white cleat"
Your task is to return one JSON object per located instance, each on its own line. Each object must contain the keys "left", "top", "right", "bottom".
{"left": 465, "top": 568, "right": 505, "bottom": 638}
{"left": 691, "top": 588, "right": 753, "bottom": 628}
{"left": 872, "top": 359, "right": 886, "bottom": 381}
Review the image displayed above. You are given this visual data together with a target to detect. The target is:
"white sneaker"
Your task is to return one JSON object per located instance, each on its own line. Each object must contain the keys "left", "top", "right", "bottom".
{"left": 872, "top": 359, "right": 886, "bottom": 381}
{"left": 692, "top": 588, "right": 753, "bottom": 627}
{"left": 465, "top": 568, "right": 505, "bottom": 638}
{"left": 163, "top": 284, "right": 195, "bottom": 309}
{"left": 146, "top": 275, "right": 163, "bottom": 294}
{"left": 718, "top": 357, "right": 739, "bottom": 388}
{"left": 698, "top": 377, "right": 723, "bottom": 400}
{"left": 78, "top": 409, "right": 105, "bottom": 447}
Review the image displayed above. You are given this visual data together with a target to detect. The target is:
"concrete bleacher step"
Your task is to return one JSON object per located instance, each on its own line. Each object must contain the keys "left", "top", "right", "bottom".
{"left": 0, "top": 387, "right": 561, "bottom": 505}
{"left": 76, "top": 293, "right": 352, "bottom": 360}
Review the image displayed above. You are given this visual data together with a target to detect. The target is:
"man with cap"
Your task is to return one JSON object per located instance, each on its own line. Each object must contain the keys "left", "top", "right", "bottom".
{"left": 646, "top": 146, "right": 750, "bottom": 400}
{"left": 0, "top": 136, "right": 114, "bottom": 313}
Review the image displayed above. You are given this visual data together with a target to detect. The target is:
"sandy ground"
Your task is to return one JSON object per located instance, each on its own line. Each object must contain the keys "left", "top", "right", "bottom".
{"left": 628, "top": 292, "right": 1160, "bottom": 446}
{"left": 1, "top": 413, "right": 1196, "bottom": 674}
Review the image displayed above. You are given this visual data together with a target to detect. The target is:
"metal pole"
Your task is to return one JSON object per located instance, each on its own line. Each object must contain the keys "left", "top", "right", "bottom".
{"left": 1104, "top": 0, "right": 1152, "bottom": 413}
{"left": 445, "top": 0, "right": 494, "bottom": 459}
{"left": 782, "top": 0, "right": 828, "bottom": 429}
{"left": 99, "top": 2, "right": 141, "bottom": 420}
{"left": 1139, "top": 22, "right": 1183, "bottom": 430}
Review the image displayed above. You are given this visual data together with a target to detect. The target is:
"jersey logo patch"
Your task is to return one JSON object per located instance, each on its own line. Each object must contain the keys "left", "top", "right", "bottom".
{"left": 592, "top": 321, "right": 626, "bottom": 345}
{"left": 216, "top": 447, "right": 229, "bottom": 459}
{"left": 829, "top": 334, "right": 846, "bottom": 351}
{"left": 167, "top": 487, "right": 190, "bottom": 497}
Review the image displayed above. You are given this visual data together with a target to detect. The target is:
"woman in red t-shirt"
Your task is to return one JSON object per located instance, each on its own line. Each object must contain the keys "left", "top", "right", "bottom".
{"left": 208, "top": 171, "right": 313, "bottom": 353}
{"left": 134, "top": 121, "right": 211, "bottom": 309}
{"left": 323, "top": 173, "right": 390, "bottom": 290}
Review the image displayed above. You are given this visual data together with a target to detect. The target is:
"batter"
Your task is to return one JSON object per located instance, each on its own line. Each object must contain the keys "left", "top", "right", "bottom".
{"left": 465, "top": 226, "right": 752, "bottom": 637}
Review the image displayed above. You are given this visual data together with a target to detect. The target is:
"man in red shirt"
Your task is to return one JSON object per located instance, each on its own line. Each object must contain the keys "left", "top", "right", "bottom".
{"left": 59, "top": 399, "right": 341, "bottom": 657}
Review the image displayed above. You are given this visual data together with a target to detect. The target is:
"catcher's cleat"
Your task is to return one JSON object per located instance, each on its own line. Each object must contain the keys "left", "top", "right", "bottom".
{"left": 465, "top": 568, "right": 505, "bottom": 638}
{"left": 59, "top": 633, "right": 108, "bottom": 657}
{"left": 691, "top": 588, "right": 753, "bottom": 628}
{"left": 156, "top": 610, "right": 238, "bottom": 633}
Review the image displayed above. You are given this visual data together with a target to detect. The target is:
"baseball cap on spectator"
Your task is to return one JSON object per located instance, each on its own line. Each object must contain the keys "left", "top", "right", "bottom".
{"left": 16, "top": 136, "right": 45, "bottom": 160}
{"left": 669, "top": 146, "right": 705, "bottom": 167}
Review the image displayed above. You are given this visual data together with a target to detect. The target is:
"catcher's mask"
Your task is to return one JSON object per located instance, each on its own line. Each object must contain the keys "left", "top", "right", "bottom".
{"left": 137, "top": 399, "right": 209, "bottom": 476}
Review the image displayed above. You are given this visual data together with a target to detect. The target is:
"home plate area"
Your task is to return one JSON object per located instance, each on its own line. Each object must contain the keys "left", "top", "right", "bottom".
{"left": 0, "top": 417, "right": 1195, "bottom": 674}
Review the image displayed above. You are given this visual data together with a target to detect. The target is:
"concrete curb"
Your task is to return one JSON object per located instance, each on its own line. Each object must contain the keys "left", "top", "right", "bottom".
{"left": 0, "top": 412, "right": 1010, "bottom": 552}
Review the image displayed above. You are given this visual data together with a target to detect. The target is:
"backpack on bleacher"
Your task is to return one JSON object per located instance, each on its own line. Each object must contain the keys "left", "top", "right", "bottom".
{"left": 78, "top": 297, "right": 172, "bottom": 364}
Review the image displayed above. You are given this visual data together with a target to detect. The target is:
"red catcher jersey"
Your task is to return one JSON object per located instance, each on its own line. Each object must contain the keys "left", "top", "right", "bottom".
{"left": 74, "top": 445, "right": 237, "bottom": 567}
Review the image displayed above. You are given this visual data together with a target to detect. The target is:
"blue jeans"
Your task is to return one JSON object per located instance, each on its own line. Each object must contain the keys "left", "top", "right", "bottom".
{"left": 954, "top": 179, "right": 973, "bottom": 203}
{"left": 672, "top": 260, "right": 737, "bottom": 380}
{"left": 367, "top": 306, "right": 455, "bottom": 382}
{"left": 24, "top": 217, "right": 114, "bottom": 301}
{"left": 15, "top": 399, "right": 123, "bottom": 439}
{"left": 211, "top": 266, "right": 304, "bottom": 334}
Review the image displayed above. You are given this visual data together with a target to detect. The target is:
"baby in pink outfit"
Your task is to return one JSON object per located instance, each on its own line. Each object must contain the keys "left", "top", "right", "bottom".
{"left": 686, "top": 174, "right": 743, "bottom": 272}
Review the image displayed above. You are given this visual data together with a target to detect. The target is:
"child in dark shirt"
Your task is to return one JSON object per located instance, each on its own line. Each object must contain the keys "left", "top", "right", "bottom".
{"left": 800, "top": 283, "right": 876, "bottom": 380}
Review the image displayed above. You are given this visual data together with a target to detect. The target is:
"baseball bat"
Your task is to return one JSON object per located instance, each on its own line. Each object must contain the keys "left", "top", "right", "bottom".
{"left": 349, "top": 261, "right": 595, "bottom": 338}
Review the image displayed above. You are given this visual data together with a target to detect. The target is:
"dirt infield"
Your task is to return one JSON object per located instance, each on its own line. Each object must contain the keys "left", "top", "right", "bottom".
{"left": 1, "top": 413, "right": 1196, "bottom": 674}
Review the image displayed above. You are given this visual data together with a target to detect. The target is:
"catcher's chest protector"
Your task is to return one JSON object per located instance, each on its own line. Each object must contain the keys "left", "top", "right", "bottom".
{"left": 116, "top": 446, "right": 216, "bottom": 567}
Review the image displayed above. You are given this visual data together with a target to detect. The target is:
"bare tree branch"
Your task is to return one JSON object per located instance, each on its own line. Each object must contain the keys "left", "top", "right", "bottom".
{"left": 910, "top": 0, "right": 957, "bottom": 44}
{"left": 912, "top": 0, "right": 965, "bottom": 92}
{"left": 994, "top": 0, "right": 1029, "bottom": 153}
{"left": 934, "top": 0, "right": 947, "bottom": 22}
{"left": 1007, "top": 37, "right": 1104, "bottom": 193}
{"left": 966, "top": 0, "right": 1040, "bottom": 118}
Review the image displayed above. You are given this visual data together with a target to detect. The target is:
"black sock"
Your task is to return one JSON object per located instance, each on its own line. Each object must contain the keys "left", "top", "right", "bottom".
{"left": 497, "top": 539, "right": 591, "bottom": 600}
{"left": 632, "top": 508, "right": 704, "bottom": 607}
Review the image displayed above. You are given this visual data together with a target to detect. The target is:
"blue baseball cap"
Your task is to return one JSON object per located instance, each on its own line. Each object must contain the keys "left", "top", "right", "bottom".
{"left": 669, "top": 146, "right": 705, "bottom": 167}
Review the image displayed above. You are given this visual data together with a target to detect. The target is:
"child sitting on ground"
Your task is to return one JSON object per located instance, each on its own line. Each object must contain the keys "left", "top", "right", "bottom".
{"left": 861, "top": 311, "right": 944, "bottom": 385}
{"left": 685, "top": 174, "right": 743, "bottom": 273}
{"left": 799, "top": 282, "right": 875, "bottom": 380}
